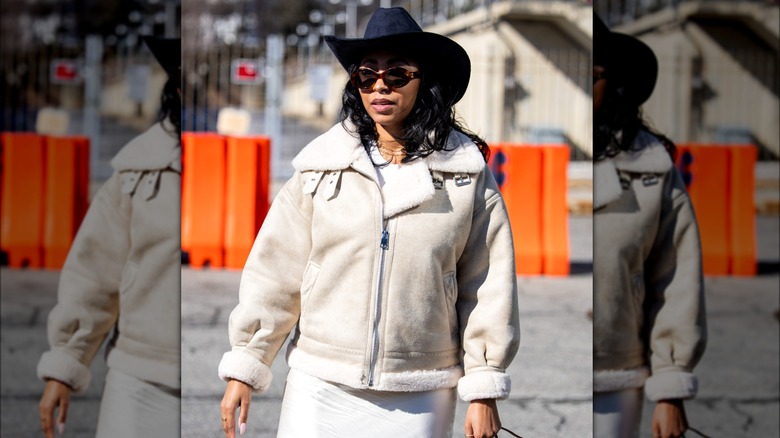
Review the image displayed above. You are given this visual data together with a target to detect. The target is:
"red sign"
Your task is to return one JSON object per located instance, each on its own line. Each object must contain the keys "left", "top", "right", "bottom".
{"left": 51, "top": 60, "right": 81, "bottom": 84}
{"left": 231, "top": 59, "right": 262, "bottom": 84}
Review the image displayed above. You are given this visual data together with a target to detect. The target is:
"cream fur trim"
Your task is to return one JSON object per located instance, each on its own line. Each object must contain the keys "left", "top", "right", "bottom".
{"left": 380, "top": 367, "right": 463, "bottom": 392}
{"left": 292, "top": 123, "right": 485, "bottom": 175}
{"left": 423, "top": 130, "right": 486, "bottom": 174}
{"left": 218, "top": 350, "right": 273, "bottom": 393}
{"left": 37, "top": 350, "right": 92, "bottom": 393}
{"left": 381, "top": 160, "right": 436, "bottom": 218}
{"left": 645, "top": 370, "right": 698, "bottom": 401}
{"left": 593, "top": 159, "right": 622, "bottom": 209}
{"left": 457, "top": 370, "right": 512, "bottom": 401}
{"left": 612, "top": 131, "right": 673, "bottom": 173}
{"left": 287, "top": 346, "right": 363, "bottom": 388}
{"left": 287, "top": 346, "right": 463, "bottom": 392}
{"left": 593, "top": 367, "right": 649, "bottom": 393}
{"left": 111, "top": 119, "right": 179, "bottom": 171}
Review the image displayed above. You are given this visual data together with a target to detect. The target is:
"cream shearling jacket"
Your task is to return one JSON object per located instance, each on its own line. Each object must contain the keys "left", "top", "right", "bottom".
{"left": 37, "top": 121, "right": 181, "bottom": 392}
{"left": 593, "top": 130, "right": 707, "bottom": 402}
{"left": 218, "top": 123, "right": 520, "bottom": 401}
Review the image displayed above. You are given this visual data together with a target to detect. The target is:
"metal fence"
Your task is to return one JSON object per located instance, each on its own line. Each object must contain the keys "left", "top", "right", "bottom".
{"left": 181, "top": 44, "right": 264, "bottom": 132}
{"left": 595, "top": 0, "right": 772, "bottom": 27}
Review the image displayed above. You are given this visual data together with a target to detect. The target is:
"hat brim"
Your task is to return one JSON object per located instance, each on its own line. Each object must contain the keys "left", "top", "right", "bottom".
{"left": 143, "top": 36, "right": 181, "bottom": 81}
{"left": 325, "top": 32, "right": 471, "bottom": 104}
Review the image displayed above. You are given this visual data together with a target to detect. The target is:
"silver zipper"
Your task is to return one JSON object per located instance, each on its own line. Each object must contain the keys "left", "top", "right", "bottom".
{"left": 367, "top": 227, "right": 389, "bottom": 387}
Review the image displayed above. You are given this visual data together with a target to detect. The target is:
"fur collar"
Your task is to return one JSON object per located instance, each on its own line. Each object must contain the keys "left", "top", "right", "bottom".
{"left": 292, "top": 122, "right": 486, "bottom": 218}
{"left": 593, "top": 131, "right": 673, "bottom": 209}
{"left": 111, "top": 119, "right": 180, "bottom": 172}
{"left": 292, "top": 122, "right": 485, "bottom": 175}
{"left": 611, "top": 130, "right": 674, "bottom": 173}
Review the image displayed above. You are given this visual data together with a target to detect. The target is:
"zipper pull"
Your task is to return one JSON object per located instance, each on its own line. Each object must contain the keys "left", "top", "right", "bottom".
{"left": 380, "top": 230, "right": 389, "bottom": 250}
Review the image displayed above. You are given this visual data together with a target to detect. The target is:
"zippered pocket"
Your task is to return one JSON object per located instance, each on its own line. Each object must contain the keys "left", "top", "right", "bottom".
{"left": 119, "top": 261, "right": 139, "bottom": 297}
{"left": 300, "top": 261, "right": 321, "bottom": 315}
{"left": 443, "top": 272, "right": 458, "bottom": 336}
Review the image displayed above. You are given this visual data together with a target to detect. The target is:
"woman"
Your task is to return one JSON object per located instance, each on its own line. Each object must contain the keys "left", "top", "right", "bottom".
{"left": 219, "top": 7, "right": 520, "bottom": 438}
{"left": 37, "top": 36, "right": 181, "bottom": 438}
{"left": 592, "top": 15, "right": 707, "bottom": 438}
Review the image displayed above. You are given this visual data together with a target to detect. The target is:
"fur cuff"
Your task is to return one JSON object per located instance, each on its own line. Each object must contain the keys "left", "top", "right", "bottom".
{"left": 218, "top": 350, "right": 273, "bottom": 393}
{"left": 645, "top": 370, "right": 698, "bottom": 401}
{"left": 457, "top": 371, "right": 511, "bottom": 401}
{"left": 37, "top": 350, "right": 91, "bottom": 393}
{"left": 594, "top": 367, "right": 649, "bottom": 393}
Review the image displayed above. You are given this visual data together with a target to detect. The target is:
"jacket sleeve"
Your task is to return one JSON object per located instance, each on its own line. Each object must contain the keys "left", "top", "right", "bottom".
{"left": 218, "top": 173, "right": 313, "bottom": 393}
{"left": 643, "top": 169, "right": 707, "bottom": 402}
{"left": 36, "top": 172, "right": 130, "bottom": 392}
{"left": 455, "top": 167, "right": 521, "bottom": 401}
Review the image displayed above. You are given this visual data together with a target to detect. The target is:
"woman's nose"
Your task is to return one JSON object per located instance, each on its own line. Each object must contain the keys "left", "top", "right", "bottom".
{"left": 373, "top": 78, "right": 390, "bottom": 93}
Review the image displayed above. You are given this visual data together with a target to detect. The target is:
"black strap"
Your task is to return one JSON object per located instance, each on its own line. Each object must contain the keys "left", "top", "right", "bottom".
{"left": 501, "top": 426, "right": 523, "bottom": 438}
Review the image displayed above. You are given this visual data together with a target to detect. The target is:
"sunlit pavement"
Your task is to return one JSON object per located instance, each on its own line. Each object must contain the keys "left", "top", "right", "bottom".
{"left": 1, "top": 216, "right": 777, "bottom": 437}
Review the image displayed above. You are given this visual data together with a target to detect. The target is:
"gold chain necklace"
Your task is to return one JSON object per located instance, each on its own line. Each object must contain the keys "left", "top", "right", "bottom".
{"left": 377, "top": 139, "right": 406, "bottom": 157}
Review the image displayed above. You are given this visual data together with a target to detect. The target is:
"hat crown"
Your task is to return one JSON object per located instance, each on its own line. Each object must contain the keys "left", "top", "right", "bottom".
{"left": 363, "top": 7, "right": 422, "bottom": 39}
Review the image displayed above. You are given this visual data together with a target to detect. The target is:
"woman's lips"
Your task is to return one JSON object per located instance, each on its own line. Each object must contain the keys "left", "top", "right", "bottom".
{"left": 371, "top": 99, "right": 395, "bottom": 113}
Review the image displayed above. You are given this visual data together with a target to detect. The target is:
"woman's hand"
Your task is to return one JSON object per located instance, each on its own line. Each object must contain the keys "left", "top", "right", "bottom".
{"left": 652, "top": 399, "right": 688, "bottom": 438}
{"left": 220, "top": 379, "right": 253, "bottom": 437}
{"left": 465, "top": 398, "right": 501, "bottom": 438}
{"left": 38, "top": 379, "right": 71, "bottom": 438}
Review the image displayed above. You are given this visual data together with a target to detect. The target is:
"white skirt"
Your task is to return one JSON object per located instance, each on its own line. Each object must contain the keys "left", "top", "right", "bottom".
{"left": 593, "top": 388, "right": 644, "bottom": 438}
{"left": 277, "top": 369, "right": 457, "bottom": 438}
{"left": 94, "top": 368, "right": 180, "bottom": 438}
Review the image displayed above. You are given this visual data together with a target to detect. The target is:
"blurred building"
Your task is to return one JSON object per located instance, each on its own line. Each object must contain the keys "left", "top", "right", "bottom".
{"left": 597, "top": 0, "right": 779, "bottom": 159}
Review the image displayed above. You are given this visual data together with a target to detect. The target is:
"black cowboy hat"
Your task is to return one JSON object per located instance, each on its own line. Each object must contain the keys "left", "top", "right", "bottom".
{"left": 143, "top": 36, "right": 181, "bottom": 82}
{"left": 594, "top": 14, "right": 658, "bottom": 106}
{"left": 324, "top": 7, "right": 471, "bottom": 105}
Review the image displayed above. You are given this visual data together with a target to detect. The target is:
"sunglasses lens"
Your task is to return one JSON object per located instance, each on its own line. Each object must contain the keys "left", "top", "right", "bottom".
{"left": 383, "top": 68, "right": 409, "bottom": 87}
{"left": 352, "top": 67, "right": 416, "bottom": 90}
{"left": 352, "top": 68, "right": 376, "bottom": 89}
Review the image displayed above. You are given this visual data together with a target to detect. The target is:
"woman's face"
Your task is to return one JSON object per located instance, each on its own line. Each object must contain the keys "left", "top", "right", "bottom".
{"left": 593, "top": 64, "right": 607, "bottom": 114}
{"left": 357, "top": 51, "right": 421, "bottom": 134}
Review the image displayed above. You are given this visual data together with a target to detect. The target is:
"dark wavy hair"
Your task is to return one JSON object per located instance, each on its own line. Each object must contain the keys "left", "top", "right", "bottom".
{"left": 339, "top": 64, "right": 489, "bottom": 164}
{"left": 157, "top": 76, "right": 181, "bottom": 138}
{"left": 594, "top": 71, "right": 676, "bottom": 161}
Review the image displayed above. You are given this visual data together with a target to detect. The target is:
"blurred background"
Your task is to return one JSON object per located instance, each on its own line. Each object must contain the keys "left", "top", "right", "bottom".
{"left": 1, "top": 0, "right": 180, "bottom": 186}
{"left": 1, "top": 0, "right": 778, "bottom": 436}
{"left": 1, "top": 1, "right": 181, "bottom": 436}
{"left": 594, "top": 0, "right": 779, "bottom": 437}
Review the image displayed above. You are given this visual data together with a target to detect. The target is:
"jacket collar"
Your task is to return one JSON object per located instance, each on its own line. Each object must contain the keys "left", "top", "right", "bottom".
{"left": 611, "top": 130, "right": 673, "bottom": 173}
{"left": 291, "top": 122, "right": 485, "bottom": 175}
{"left": 111, "top": 119, "right": 181, "bottom": 172}
{"left": 292, "top": 122, "right": 486, "bottom": 218}
{"left": 593, "top": 131, "right": 674, "bottom": 209}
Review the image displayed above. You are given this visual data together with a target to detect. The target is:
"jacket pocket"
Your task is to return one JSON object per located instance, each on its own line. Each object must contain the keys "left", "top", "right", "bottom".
{"left": 630, "top": 272, "right": 645, "bottom": 319}
{"left": 119, "top": 261, "right": 139, "bottom": 296}
{"left": 300, "top": 261, "right": 321, "bottom": 315}
{"left": 443, "top": 272, "right": 458, "bottom": 337}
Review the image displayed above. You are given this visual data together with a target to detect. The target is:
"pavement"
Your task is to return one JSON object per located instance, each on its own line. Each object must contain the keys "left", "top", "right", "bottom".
{"left": 1, "top": 215, "right": 778, "bottom": 437}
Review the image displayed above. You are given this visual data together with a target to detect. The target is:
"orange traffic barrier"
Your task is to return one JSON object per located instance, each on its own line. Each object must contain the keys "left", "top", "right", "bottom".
{"left": 676, "top": 144, "right": 757, "bottom": 276}
{"left": 541, "top": 145, "right": 570, "bottom": 276}
{"left": 43, "top": 136, "right": 90, "bottom": 269}
{"left": 224, "top": 136, "right": 271, "bottom": 269}
{"left": 489, "top": 144, "right": 569, "bottom": 276}
{"left": 491, "top": 145, "right": 543, "bottom": 275}
{"left": 181, "top": 133, "right": 226, "bottom": 268}
{"left": 729, "top": 146, "right": 756, "bottom": 276}
{"left": 679, "top": 145, "right": 730, "bottom": 275}
{"left": 1, "top": 133, "right": 46, "bottom": 268}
